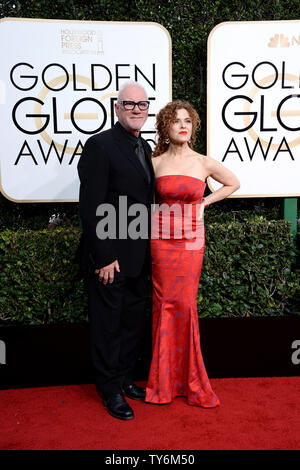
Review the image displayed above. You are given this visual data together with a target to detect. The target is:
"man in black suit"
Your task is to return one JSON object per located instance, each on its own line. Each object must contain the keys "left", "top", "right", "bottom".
{"left": 77, "top": 81, "right": 155, "bottom": 420}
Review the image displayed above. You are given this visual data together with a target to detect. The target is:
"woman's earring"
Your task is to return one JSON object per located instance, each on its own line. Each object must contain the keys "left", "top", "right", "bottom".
{"left": 165, "top": 138, "right": 170, "bottom": 144}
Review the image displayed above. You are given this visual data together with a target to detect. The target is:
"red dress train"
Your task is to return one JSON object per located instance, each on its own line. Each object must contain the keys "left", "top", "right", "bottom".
{"left": 145, "top": 175, "right": 220, "bottom": 407}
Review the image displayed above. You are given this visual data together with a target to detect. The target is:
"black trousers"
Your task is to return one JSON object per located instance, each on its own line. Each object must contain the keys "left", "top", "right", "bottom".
{"left": 86, "top": 266, "right": 148, "bottom": 397}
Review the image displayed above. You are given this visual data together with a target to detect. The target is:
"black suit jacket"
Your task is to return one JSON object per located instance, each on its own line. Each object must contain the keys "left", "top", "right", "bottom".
{"left": 77, "top": 122, "right": 155, "bottom": 277}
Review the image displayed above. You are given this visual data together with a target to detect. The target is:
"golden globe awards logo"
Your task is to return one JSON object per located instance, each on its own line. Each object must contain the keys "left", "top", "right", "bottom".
{"left": 10, "top": 61, "right": 156, "bottom": 166}
{"left": 10, "top": 62, "right": 123, "bottom": 165}
{"left": 221, "top": 61, "right": 299, "bottom": 162}
{"left": 0, "top": 18, "right": 171, "bottom": 202}
{"left": 207, "top": 21, "right": 300, "bottom": 197}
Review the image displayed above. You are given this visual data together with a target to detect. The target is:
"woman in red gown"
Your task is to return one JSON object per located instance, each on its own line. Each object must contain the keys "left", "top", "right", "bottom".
{"left": 145, "top": 101, "right": 240, "bottom": 407}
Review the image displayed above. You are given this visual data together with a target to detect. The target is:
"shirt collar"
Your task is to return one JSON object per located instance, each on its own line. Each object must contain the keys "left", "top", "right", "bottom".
{"left": 115, "top": 121, "right": 141, "bottom": 145}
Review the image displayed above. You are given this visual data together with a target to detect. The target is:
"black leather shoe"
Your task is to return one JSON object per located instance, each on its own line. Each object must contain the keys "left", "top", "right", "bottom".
{"left": 103, "top": 393, "right": 134, "bottom": 420}
{"left": 123, "top": 383, "right": 146, "bottom": 401}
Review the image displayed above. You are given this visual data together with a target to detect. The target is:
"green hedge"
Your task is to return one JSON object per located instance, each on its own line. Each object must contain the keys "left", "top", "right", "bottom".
{"left": 0, "top": 220, "right": 298, "bottom": 326}
{"left": 0, "top": 1, "right": 299, "bottom": 324}
{"left": 198, "top": 219, "right": 299, "bottom": 317}
{"left": 0, "top": 228, "right": 86, "bottom": 325}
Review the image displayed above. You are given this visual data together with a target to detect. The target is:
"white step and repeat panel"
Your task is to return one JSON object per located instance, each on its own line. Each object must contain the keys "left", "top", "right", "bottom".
{"left": 207, "top": 20, "right": 300, "bottom": 197}
{"left": 0, "top": 18, "right": 171, "bottom": 202}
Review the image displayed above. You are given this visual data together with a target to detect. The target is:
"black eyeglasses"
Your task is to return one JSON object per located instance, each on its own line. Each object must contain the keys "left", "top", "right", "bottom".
{"left": 118, "top": 100, "right": 150, "bottom": 111}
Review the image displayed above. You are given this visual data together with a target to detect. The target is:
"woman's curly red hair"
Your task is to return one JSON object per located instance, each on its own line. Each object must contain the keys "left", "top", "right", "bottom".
{"left": 152, "top": 101, "right": 200, "bottom": 158}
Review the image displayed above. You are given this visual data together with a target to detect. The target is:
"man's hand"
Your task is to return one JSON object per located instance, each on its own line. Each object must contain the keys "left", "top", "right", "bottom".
{"left": 95, "top": 260, "right": 120, "bottom": 285}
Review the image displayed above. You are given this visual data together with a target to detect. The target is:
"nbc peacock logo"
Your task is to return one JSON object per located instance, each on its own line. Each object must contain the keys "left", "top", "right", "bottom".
{"left": 268, "top": 33, "right": 300, "bottom": 47}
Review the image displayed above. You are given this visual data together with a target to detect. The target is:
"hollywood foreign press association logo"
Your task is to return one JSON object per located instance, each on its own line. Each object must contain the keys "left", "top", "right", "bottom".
{"left": 61, "top": 28, "right": 104, "bottom": 55}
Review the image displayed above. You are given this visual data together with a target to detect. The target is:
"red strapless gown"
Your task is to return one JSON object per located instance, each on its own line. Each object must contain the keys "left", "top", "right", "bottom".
{"left": 146, "top": 175, "right": 220, "bottom": 407}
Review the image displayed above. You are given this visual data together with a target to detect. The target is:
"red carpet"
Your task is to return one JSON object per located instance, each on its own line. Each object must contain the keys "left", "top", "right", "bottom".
{"left": 0, "top": 377, "right": 299, "bottom": 450}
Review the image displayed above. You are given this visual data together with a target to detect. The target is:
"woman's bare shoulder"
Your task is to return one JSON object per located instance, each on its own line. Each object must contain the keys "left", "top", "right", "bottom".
{"left": 192, "top": 151, "right": 205, "bottom": 158}
{"left": 194, "top": 153, "right": 218, "bottom": 168}
{"left": 152, "top": 153, "right": 167, "bottom": 168}
{"left": 151, "top": 155, "right": 159, "bottom": 168}
{"left": 192, "top": 152, "right": 209, "bottom": 164}
{"left": 152, "top": 152, "right": 168, "bottom": 160}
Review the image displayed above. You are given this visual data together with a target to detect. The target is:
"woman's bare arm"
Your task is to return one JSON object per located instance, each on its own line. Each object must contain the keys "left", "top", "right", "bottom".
{"left": 203, "top": 157, "right": 240, "bottom": 207}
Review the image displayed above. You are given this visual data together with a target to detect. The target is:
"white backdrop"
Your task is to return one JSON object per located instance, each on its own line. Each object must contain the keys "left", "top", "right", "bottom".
{"left": 207, "top": 20, "right": 300, "bottom": 197}
{"left": 0, "top": 18, "right": 171, "bottom": 202}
